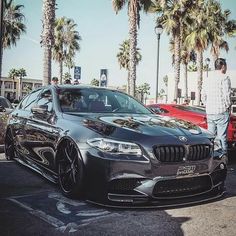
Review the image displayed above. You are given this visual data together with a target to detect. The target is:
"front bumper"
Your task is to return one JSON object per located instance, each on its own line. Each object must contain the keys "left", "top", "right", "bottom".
{"left": 81, "top": 147, "right": 227, "bottom": 207}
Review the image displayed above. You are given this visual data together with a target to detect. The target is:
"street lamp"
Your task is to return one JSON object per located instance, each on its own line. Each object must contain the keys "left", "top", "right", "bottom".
{"left": 155, "top": 24, "right": 163, "bottom": 103}
{"left": 205, "top": 58, "right": 210, "bottom": 78}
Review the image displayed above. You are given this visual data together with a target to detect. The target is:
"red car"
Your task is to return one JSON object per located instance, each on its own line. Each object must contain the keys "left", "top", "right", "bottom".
{"left": 147, "top": 104, "right": 236, "bottom": 150}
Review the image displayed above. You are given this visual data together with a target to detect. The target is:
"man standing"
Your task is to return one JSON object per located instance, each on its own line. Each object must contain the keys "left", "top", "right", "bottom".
{"left": 51, "top": 77, "right": 59, "bottom": 85}
{"left": 201, "top": 58, "right": 231, "bottom": 155}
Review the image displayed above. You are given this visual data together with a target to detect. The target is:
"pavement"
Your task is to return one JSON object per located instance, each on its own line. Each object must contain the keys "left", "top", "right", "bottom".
{"left": 0, "top": 152, "right": 236, "bottom": 236}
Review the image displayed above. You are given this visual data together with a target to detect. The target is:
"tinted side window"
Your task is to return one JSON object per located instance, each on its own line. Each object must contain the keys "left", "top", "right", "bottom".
{"left": 21, "top": 89, "right": 42, "bottom": 111}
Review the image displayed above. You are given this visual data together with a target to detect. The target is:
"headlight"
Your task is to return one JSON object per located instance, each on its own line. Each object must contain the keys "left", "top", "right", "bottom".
{"left": 87, "top": 138, "right": 142, "bottom": 156}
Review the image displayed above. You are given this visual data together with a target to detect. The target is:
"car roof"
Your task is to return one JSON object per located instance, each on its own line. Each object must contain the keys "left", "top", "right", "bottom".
{"left": 54, "top": 84, "right": 118, "bottom": 90}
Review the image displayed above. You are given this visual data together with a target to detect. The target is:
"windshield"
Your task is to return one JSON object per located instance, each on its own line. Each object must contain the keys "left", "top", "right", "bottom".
{"left": 58, "top": 88, "right": 152, "bottom": 114}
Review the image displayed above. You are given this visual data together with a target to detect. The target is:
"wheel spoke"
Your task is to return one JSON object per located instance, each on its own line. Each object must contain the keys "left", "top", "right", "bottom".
{"left": 59, "top": 141, "right": 82, "bottom": 194}
{"left": 6, "top": 143, "right": 13, "bottom": 152}
{"left": 6, "top": 132, "right": 12, "bottom": 141}
{"left": 71, "top": 166, "right": 78, "bottom": 183}
{"left": 64, "top": 147, "right": 73, "bottom": 163}
{"left": 5, "top": 131, "right": 15, "bottom": 159}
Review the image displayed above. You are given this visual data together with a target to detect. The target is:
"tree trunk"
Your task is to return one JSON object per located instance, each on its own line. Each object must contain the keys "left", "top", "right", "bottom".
{"left": 43, "top": 47, "right": 52, "bottom": 86}
{"left": 59, "top": 60, "right": 63, "bottom": 84}
{"left": 196, "top": 51, "right": 203, "bottom": 106}
{"left": 41, "top": 0, "right": 56, "bottom": 86}
{"left": 128, "top": 2, "right": 138, "bottom": 97}
{"left": 18, "top": 77, "right": 22, "bottom": 100}
{"left": 0, "top": 49, "right": 3, "bottom": 96}
{"left": 173, "top": 30, "right": 181, "bottom": 102}
{"left": 127, "top": 71, "right": 130, "bottom": 94}
{"left": 183, "top": 63, "right": 188, "bottom": 101}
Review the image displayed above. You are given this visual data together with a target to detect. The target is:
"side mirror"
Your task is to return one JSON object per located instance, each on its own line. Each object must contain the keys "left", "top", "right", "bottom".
{"left": 0, "top": 105, "right": 6, "bottom": 112}
{"left": 31, "top": 105, "right": 48, "bottom": 114}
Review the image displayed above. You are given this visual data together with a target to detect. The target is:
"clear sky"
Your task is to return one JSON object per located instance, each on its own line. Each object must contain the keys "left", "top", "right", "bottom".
{"left": 2, "top": 0, "right": 236, "bottom": 97}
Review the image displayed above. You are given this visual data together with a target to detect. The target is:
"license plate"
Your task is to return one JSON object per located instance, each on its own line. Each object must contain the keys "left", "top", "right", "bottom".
{"left": 177, "top": 165, "right": 196, "bottom": 176}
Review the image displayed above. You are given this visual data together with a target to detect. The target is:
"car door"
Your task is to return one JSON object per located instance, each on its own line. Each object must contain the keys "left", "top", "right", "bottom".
{"left": 9, "top": 89, "right": 42, "bottom": 160}
{"left": 24, "top": 88, "right": 60, "bottom": 173}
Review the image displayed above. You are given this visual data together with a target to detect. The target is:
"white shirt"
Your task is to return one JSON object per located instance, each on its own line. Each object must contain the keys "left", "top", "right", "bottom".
{"left": 201, "top": 72, "right": 231, "bottom": 115}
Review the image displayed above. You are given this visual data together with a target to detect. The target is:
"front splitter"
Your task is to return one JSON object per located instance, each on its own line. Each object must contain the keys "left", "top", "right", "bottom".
{"left": 86, "top": 188, "right": 226, "bottom": 209}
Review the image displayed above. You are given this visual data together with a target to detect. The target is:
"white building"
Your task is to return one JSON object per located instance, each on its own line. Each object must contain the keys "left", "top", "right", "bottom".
{"left": 0, "top": 77, "right": 42, "bottom": 101}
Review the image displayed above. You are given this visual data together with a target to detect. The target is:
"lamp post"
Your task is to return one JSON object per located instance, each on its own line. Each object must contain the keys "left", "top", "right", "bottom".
{"left": 205, "top": 58, "right": 210, "bottom": 78}
{"left": 155, "top": 24, "right": 163, "bottom": 103}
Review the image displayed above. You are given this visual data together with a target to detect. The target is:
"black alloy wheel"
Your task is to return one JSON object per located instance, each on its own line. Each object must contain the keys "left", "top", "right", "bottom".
{"left": 58, "top": 139, "right": 84, "bottom": 198}
{"left": 5, "top": 129, "right": 15, "bottom": 160}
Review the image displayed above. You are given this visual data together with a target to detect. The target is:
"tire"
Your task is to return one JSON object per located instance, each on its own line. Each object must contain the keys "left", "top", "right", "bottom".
{"left": 58, "top": 139, "right": 84, "bottom": 198}
{"left": 5, "top": 129, "right": 15, "bottom": 160}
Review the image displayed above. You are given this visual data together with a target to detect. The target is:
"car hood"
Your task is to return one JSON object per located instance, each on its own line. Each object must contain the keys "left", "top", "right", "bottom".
{"left": 72, "top": 113, "right": 205, "bottom": 137}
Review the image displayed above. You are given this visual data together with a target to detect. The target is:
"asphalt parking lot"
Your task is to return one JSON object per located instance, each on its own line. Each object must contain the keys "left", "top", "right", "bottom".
{"left": 0, "top": 152, "right": 236, "bottom": 236}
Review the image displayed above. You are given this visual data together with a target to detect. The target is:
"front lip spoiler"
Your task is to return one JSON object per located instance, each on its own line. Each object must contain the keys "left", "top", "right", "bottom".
{"left": 87, "top": 187, "right": 225, "bottom": 209}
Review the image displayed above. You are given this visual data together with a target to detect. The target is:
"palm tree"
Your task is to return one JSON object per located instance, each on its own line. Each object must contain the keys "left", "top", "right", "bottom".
{"left": 8, "top": 68, "right": 18, "bottom": 98}
{"left": 63, "top": 72, "right": 71, "bottom": 83}
{"left": 185, "top": 0, "right": 235, "bottom": 105}
{"left": 112, "top": 0, "right": 153, "bottom": 97}
{"left": 1, "top": 0, "right": 26, "bottom": 86}
{"left": 163, "top": 75, "right": 168, "bottom": 102}
{"left": 206, "top": 0, "right": 236, "bottom": 60}
{"left": 90, "top": 78, "right": 99, "bottom": 87}
{"left": 136, "top": 83, "right": 150, "bottom": 104}
{"left": 41, "top": 0, "right": 56, "bottom": 86}
{"left": 117, "top": 39, "right": 141, "bottom": 94}
{"left": 153, "top": 0, "right": 197, "bottom": 103}
{"left": 17, "top": 68, "right": 26, "bottom": 99}
{"left": 8, "top": 68, "right": 26, "bottom": 100}
{"left": 53, "top": 17, "right": 81, "bottom": 84}
{"left": 181, "top": 47, "right": 196, "bottom": 103}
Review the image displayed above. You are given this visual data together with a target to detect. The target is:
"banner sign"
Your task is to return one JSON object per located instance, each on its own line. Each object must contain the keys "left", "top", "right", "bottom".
{"left": 74, "top": 66, "right": 81, "bottom": 80}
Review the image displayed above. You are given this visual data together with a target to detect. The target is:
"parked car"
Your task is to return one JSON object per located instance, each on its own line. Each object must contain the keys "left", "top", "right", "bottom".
{"left": 5, "top": 85, "right": 227, "bottom": 207}
{"left": 0, "top": 96, "right": 13, "bottom": 113}
{"left": 147, "top": 104, "right": 236, "bottom": 150}
{"left": 0, "top": 96, "right": 13, "bottom": 152}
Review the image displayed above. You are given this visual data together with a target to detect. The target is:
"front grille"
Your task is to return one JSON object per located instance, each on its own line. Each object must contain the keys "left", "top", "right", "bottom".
{"left": 152, "top": 175, "right": 212, "bottom": 198}
{"left": 154, "top": 144, "right": 212, "bottom": 163}
{"left": 154, "top": 146, "right": 185, "bottom": 162}
{"left": 188, "top": 144, "right": 212, "bottom": 161}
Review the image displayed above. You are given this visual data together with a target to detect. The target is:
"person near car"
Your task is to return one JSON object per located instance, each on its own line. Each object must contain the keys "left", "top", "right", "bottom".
{"left": 51, "top": 77, "right": 59, "bottom": 85}
{"left": 201, "top": 58, "right": 231, "bottom": 155}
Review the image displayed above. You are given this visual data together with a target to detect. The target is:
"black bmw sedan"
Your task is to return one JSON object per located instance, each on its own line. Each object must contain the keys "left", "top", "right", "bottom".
{"left": 5, "top": 85, "right": 227, "bottom": 207}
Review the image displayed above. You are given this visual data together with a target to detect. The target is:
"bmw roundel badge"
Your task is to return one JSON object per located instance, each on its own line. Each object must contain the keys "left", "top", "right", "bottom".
{"left": 179, "top": 136, "right": 187, "bottom": 142}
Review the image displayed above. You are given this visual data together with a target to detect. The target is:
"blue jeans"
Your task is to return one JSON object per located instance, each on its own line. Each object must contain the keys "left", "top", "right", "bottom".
{"left": 207, "top": 111, "right": 230, "bottom": 153}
